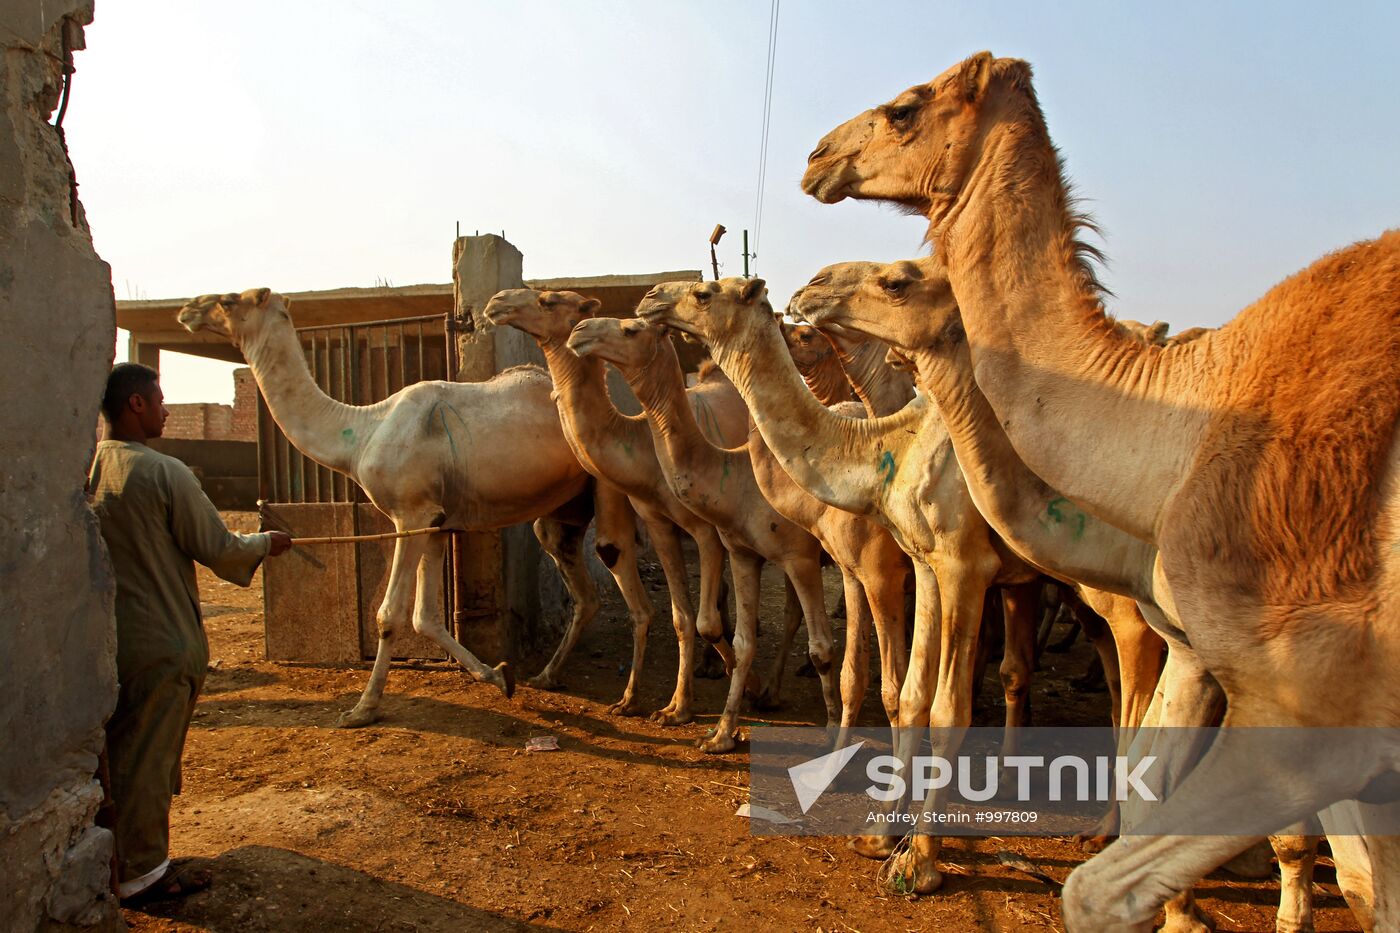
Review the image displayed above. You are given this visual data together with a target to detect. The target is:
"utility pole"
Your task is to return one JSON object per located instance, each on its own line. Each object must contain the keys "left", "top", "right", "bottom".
{"left": 709, "top": 224, "right": 726, "bottom": 280}
{"left": 742, "top": 229, "right": 755, "bottom": 278}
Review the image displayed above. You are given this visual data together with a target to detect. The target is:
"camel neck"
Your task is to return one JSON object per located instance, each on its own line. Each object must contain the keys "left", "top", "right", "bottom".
{"left": 240, "top": 314, "right": 378, "bottom": 474}
{"left": 538, "top": 340, "right": 653, "bottom": 491}
{"left": 797, "top": 353, "right": 852, "bottom": 407}
{"left": 831, "top": 339, "right": 916, "bottom": 417}
{"left": 708, "top": 318, "right": 926, "bottom": 515}
{"left": 941, "top": 120, "right": 1211, "bottom": 539}
{"left": 911, "top": 344, "right": 1157, "bottom": 599}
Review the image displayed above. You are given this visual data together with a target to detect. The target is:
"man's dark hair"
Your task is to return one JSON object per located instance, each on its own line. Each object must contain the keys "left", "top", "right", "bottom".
{"left": 101, "top": 363, "right": 160, "bottom": 423}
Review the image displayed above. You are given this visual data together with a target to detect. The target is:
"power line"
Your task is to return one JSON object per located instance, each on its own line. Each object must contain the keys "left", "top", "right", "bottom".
{"left": 751, "top": 0, "right": 780, "bottom": 275}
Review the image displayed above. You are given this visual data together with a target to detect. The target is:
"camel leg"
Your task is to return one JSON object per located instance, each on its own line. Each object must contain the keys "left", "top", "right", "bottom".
{"left": 337, "top": 520, "right": 429, "bottom": 728}
{"left": 851, "top": 561, "right": 939, "bottom": 862}
{"left": 591, "top": 489, "right": 653, "bottom": 717}
{"left": 699, "top": 551, "right": 761, "bottom": 754}
{"left": 1320, "top": 803, "right": 1376, "bottom": 931}
{"left": 890, "top": 556, "right": 997, "bottom": 896}
{"left": 691, "top": 522, "right": 735, "bottom": 676}
{"left": 784, "top": 558, "right": 841, "bottom": 727}
{"left": 998, "top": 581, "right": 1040, "bottom": 756}
{"left": 528, "top": 517, "right": 601, "bottom": 690}
{"left": 1062, "top": 718, "right": 1361, "bottom": 933}
{"left": 833, "top": 570, "right": 871, "bottom": 751}
{"left": 752, "top": 575, "right": 803, "bottom": 711}
{"left": 1074, "top": 603, "right": 1123, "bottom": 730}
{"left": 1271, "top": 833, "right": 1318, "bottom": 933}
{"left": 647, "top": 519, "right": 699, "bottom": 726}
{"left": 408, "top": 531, "right": 512, "bottom": 694}
{"left": 866, "top": 562, "right": 909, "bottom": 730}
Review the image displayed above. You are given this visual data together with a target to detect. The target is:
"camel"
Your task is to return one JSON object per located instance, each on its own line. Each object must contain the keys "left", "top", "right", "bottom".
{"left": 813, "top": 324, "right": 918, "bottom": 418}
{"left": 793, "top": 258, "right": 1349, "bottom": 930}
{"left": 177, "top": 288, "right": 652, "bottom": 727}
{"left": 635, "top": 277, "right": 1131, "bottom": 889}
{"left": 801, "top": 52, "right": 1400, "bottom": 930}
{"left": 565, "top": 315, "right": 852, "bottom": 751}
{"left": 779, "top": 320, "right": 855, "bottom": 406}
{"left": 481, "top": 287, "right": 750, "bottom": 724}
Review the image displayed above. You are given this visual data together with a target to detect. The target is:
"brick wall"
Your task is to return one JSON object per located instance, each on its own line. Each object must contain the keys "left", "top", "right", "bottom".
{"left": 231, "top": 367, "right": 257, "bottom": 441}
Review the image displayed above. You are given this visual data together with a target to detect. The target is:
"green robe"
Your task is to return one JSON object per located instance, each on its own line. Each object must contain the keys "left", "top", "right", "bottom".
{"left": 89, "top": 440, "right": 271, "bottom": 882}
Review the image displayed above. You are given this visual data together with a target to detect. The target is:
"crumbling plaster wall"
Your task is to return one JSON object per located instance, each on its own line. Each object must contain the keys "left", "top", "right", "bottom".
{"left": 0, "top": 1, "right": 122, "bottom": 929}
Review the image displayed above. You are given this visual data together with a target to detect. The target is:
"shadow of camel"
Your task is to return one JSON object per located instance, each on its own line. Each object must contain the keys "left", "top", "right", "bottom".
{"left": 129, "top": 845, "right": 558, "bottom": 932}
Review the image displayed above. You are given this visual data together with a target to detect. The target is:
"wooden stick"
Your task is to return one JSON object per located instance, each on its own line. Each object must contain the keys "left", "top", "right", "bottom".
{"left": 289, "top": 526, "right": 448, "bottom": 546}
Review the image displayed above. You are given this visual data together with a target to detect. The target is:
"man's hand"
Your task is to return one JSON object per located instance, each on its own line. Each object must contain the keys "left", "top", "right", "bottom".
{"left": 267, "top": 531, "right": 293, "bottom": 556}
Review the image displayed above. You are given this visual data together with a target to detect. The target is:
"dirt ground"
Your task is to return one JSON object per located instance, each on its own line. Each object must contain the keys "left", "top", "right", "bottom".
{"left": 122, "top": 513, "right": 1361, "bottom": 932}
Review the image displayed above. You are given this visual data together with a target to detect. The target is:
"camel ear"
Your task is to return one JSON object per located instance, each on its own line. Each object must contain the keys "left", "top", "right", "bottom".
{"left": 740, "top": 278, "right": 766, "bottom": 305}
{"left": 255, "top": 287, "right": 272, "bottom": 307}
{"left": 959, "top": 51, "right": 994, "bottom": 102}
{"left": 579, "top": 298, "right": 602, "bottom": 318}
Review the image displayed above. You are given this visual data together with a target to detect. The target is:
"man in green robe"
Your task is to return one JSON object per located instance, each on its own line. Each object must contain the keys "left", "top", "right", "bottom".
{"left": 88, "top": 363, "right": 291, "bottom": 905}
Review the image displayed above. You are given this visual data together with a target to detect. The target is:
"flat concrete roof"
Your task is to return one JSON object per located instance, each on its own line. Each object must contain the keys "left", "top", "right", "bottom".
{"left": 119, "top": 270, "right": 703, "bottom": 363}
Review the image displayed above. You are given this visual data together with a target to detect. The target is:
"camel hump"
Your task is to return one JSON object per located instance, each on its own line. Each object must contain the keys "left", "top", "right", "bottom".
{"left": 1185, "top": 230, "right": 1400, "bottom": 603}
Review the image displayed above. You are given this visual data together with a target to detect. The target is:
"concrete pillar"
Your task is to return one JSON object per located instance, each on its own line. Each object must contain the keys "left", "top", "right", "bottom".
{"left": 449, "top": 235, "right": 549, "bottom": 663}
{"left": 126, "top": 335, "right": 159, "bottom": 372}
{"left": 0, "top": 3, "right": 123, "bottom": 930}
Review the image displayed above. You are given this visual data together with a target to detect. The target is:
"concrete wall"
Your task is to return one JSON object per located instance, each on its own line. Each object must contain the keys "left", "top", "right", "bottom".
{"left": 0, "top": 2, "right": 123, "bottom": 930}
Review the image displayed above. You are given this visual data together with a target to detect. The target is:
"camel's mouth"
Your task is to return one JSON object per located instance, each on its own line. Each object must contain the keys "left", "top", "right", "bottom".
{"left": 800, "top": 162, "right": 852, "bottom": 204}
{"left": 564, "top": 331, "right": 600, "bottom": 358}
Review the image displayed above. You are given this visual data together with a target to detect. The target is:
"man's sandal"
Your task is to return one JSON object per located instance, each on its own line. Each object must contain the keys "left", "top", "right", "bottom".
{"left": 119, "top": 859, "right": 213, "bottom": 909}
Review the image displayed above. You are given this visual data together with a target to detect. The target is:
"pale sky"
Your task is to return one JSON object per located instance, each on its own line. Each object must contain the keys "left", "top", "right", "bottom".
{"left": 67, "top": 1, "right": 1400, "bottom": 403}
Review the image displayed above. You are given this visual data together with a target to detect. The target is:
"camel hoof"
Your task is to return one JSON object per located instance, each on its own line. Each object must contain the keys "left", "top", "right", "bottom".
{"left": 494, "top": 662, "right": 515, "bottom": 699}
{"left": 849, "top": 834, "right": 896, "bottom": 861}
{"left": 607, "top": 698, "right": 645, "bottom": 717}
{"left": 526, "top": 673, "right": 562, "bottom": 692}
{"left": 336, "top": 707, "right": 380, "bottom": 729}
{"left": 886, "top": 850, "right": 943, "bottom": 896}
{"left": 1159, "top": 910, "right": 1215, "bottom": 933}
{"left": 1075, "top": 833, "right": 1112, "bottom": 854}
{"left": 696, "top": 731, "right": 738, "bottom": 754}
{"left": 649, "top": 706, "right": 693, "bottom": 726}
{"left": 749, "top": 686, "right": 783, "bottom": 712}
{"left": 694, "top": 652, "right": 728, "bottom": 680}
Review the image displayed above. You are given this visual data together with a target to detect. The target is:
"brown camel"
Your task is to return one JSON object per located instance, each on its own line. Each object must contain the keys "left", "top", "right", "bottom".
{"left": 177, "top": 289, "right": 648, "bottom": 728}
{"left": 483, "top": 288, "right": 749, "bottom": 724}
{"left": 793, "top": 258, "right": 1341, "bottom": 929}
{"left": 802, "top": 51, "right": 1398, "bottom": 930}
{"left": 566, "top": 316, "right": 841, "bottom": 753}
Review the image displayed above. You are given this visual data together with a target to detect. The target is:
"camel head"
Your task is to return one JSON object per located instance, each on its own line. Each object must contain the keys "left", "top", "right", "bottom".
{"left": 566, "top": 316, "right": 665, "bottom": 372}
{"left": 483, "top": 288, "right": 601, "bottom": 345}
{"left": 801, "top": 51, "right": 1034, "bottom": 220}
{"left": 790, "top": 257, "right": 958, "bottom": 356}
{"left": 635, "top": 277, "right": 772, "bottom": 351}
{"left": 177, "top": 287, "right": 289, "bottom": 350}
{"left": 884, "top": 346, "right": 919, "bottom": 377}
{"left": 779, "top": 320, "right": 834, "bottom": 373}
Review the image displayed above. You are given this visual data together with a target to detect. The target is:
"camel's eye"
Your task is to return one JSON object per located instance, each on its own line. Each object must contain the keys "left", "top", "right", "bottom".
{"left": 887, "top": 104, "right": 917, "bottom": 125}
{"left": 880, "top": 277, "right": 908, "bottom": 296}
{"left": 693, "top": 288, "right": 712, "bottom": 305}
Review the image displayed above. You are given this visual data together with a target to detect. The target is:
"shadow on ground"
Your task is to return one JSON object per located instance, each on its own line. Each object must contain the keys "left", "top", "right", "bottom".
{"left": 128, "top": 845, "right": 561, "bottom": 932}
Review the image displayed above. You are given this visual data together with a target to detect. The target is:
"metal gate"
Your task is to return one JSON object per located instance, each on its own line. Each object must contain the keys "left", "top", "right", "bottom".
{"left": 259, "top": 315, "right": 457, "bottom": 661}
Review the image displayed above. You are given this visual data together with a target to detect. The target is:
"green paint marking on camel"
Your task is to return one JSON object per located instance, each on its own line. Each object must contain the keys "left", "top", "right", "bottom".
{"left": 341, "top": 427, "right": 355, "bottom": 444}
{"left": 429, "top": 401, "right": 474, "bottom": 460}
{"left": 692, "top": 394, "right": 723, "bottom": 446}
{"left": 1042, "top": 497, "right": 1087, "bottom": 540}
{"left": 876, "top": 450, "right": 896, "bottom": 496}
